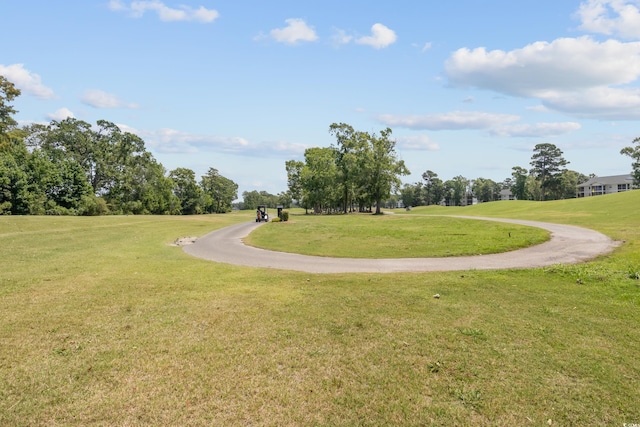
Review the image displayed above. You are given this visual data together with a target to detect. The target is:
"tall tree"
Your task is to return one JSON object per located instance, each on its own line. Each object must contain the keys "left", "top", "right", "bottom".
{"left": 510, "top": 166, "right": 529, "bottom": 200}
{"left": 472, "top": 177, "right": 500, "bottom": 202}
{"left": 25, "top": 119, "right": 102, "bottom": 192}
{"left": 200, "top": 167, "right": 238, "bottom": 213}
{"left": 285, "top": 160, "right": 304, "bottom": 207}
{"left": 277, "top": 191, "right": 293, "bottom": 208}
{"left": 301, "top": 147, "right": 339, "bottom": 213}
{"left": 558, "top": 170, "right": 589, "bottom": 199}
{"left": 329, "top": 122, "right": 369, "bottom": 213}
{"left": 365, "top": 128, "right": 409, "bottom": 214}
{"left": 170, "top": 168, "right": 203, "bottom": 215}
{"left": 620, "top": 136, "right": 640, "bottom": 186}
{"left": 0, "top": 76, "right": 20, "bottom": 143}
{"left": 529, "top": 143, "right": 569, "bottom": 201}
{"left": 0, "top": 140, "right": 29, "bottom": 214}
{"left": 444, "top": 175, "right": 469, "bottom": 206}
{"left": 400, "top": 182, "right": 423, "bottom": 208}
{"left": 422, "top": 170, "right": 444, "bottom": 205}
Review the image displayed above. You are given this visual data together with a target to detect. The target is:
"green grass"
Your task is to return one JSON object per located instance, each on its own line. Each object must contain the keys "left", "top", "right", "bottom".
{"left": 1, "top": 193, "right": 639, "bottom": 426}
{"left": 245, "top": 214, "right": 549, "bottom": 258}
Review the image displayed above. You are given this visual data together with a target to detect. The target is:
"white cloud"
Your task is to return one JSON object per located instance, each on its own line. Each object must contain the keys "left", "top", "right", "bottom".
{"left": 422, "top": 42, "right": 433, "bottom": 52}
{"left": 445, "top": 36, "right": 640, "bottom": 119}
{"left": 134, "top": 127, "right": 250, "bottom": 154}
{"left": 576, "top": 0, "right": 640, "bottom": 39}
{"left": 331, "top": 28, "right": 353, "bottom": 46}
{"left": 0, "top": 63, "right": 54, "bottom": 99}
{"left": 377, "top": 111, "right": 520, "bottom": 130}
{"left": 81, "top": 89, "right": 138, "bottom": 109}
{"left": 107, "top": 0, "right": 126, "bottom": 11}
{"left": 356, "top": 23, "right": 397, "bottom": 49}
{"left": 396, "top": 135, "right": 440, "bottom": 151}
{"left": 446, "top": 37, "right": 640, "bottom": 96}
{"left": 489, "top": 122, "right": 582, "bottom": 137}
{"left": 526, "top": 105, "right": 550, "bottom": 112}
{"left": 123, "top": 126, "right": 307, "bottom": 157}
{"left": 110, "top": 1, "right": 219, "bottom": 23}
{"left": 46, "top": 108, "right": 75, "bottom": 121}
{"left": 269, "top": 19, "right": 318, "bottom": 44}
{"left": 542, "top": 86, "right": 640, "bottom": 119}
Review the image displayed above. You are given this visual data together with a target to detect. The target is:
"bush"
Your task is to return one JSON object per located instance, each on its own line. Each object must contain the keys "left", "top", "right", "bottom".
{"left": 281, "top": 210, "right": 289, "bottom": 222}
{"left": 79, "top": 196, "right": 109, "bottom": 216}
{"left": 271, "top": 217, "right": 281, "bottom": 222}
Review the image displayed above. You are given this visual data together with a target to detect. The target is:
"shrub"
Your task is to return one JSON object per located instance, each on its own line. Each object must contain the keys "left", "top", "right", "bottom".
{"left": 281, "top": 210, "right": 289, "bottom": 222}
{"left": 271, "top": 217, "right": 281, "bottom": 222}
{"left": 79, "top": 196, "right": 109, "bottom": 216}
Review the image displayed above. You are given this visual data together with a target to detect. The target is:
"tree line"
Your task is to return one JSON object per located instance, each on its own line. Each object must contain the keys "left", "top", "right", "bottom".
{"left": 0, "top": 77, "right": 238, "bottom": 215}
{"left": 399, "top": 140, "right": 640, "bottom": 208}
{"left": 399, "top": 143, "right": 587, "bottom": 207}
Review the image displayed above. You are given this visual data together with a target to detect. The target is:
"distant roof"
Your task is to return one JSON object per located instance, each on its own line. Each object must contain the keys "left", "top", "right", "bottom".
{"left": 577, "top": 174, "right": 633, "bottom": 187}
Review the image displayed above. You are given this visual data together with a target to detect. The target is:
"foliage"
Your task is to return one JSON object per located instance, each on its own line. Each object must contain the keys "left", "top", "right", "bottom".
{"left": 280, "top": 210, "right": 289, "bottom": 221}
{"left": 510, "top": 166, "right": 529, "bottom": 200}
{"left": 0, "top": 77, "right": 237, "bottom": 216}
{"left": 444, "top": 175, "right": 469, "bottom": 206}
{"left": 0, "top": 76, "right": 20, "bottom": 141}
{"left": 285, "top": 160, "right": 304, "bottom": 206}
{"left": 329, "top": 123, "right": 371, "bottom": 213}
{"left": 367, "top": 127, "right": 410, "bottom": 214}
{"left": 241, "top": 190, "right": 284, "bottom": 210}
{"left": 620, "top": 136, "right": 640, "bottom": 186}
{"left": 530, "top": 143, "right": 569, "bottom": 201}
{"left": 169, "top": 168, "right": 203, "bottom": 215}
{"left": 290, "top": 123, "right": 409, "bottom": 214}
{"left": 201, "top": 167, "right": 238, "bottom": 213}
{"left": 558, "top": 169, "right": 590, "bottom": 199}
{"left": 471, "top": 177, "right": 500, "bottom": 202}
{"left": 301, "top": 146, "right": 340, "bottom": 213}
{"left": 399, "top": 182, "right": 423, "bottom": 208}
{"left": 422, "top": 170, "right": 445, "bottom": 205}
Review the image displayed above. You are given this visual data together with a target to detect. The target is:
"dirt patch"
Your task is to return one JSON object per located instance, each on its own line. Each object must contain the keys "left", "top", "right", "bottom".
{"left": 171, "top": 236, "right": 198, "bottom": 246}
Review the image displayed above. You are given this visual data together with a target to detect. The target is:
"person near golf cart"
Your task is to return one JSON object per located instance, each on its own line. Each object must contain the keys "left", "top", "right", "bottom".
{"left": 256, "top": 205, "right": 268, "bottom": 222}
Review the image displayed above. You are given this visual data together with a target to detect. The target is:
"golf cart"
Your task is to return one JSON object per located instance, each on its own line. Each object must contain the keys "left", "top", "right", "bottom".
{"left": 256, "top": 205, "right": 269, "bottom": 222}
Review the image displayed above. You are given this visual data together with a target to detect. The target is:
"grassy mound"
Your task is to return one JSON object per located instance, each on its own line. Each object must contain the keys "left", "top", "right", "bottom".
{"left": 245, "top": 214, "right": 549, "bottom": 258}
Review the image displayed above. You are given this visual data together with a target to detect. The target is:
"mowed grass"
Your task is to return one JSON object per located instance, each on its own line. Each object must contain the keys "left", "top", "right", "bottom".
{"left": 1, "top": 192, "right": 639, "bottom": 426}
{"left": 245, "top": 214, "right": 549, "bottom": 258}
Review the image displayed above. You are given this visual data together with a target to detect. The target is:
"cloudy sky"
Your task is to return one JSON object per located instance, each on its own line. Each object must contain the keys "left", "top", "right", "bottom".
{"left": 2, "top": 0, "right": 640, "bottom": 198}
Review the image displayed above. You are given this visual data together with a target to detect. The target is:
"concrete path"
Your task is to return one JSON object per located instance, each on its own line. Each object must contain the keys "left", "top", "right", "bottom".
{"left": 183, "top": 216, "right": 620, "bottom": 273}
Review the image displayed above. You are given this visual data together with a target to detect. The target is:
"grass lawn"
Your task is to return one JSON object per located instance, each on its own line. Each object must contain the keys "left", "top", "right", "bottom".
{"left": 245, "top": 214, "right": 549, "bottom": 258}
{"left": 1, "top": 192, "right": 639, "bottom": 426}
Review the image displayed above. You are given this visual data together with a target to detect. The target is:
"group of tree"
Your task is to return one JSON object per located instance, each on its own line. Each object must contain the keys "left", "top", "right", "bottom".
{"left": 285, "top": 123, "right": 409, "bottom": 214}
{"left": 0, "top": 76, "right": 237, "bottom": 215}
{"left": 399, "top": 172, "right": 475, "bottom": 207}
{"left": 399, "top": 143, "right": 595, "bottom": 207}
{"left": 237, "top": 190, "right": 292, "bottom": 211}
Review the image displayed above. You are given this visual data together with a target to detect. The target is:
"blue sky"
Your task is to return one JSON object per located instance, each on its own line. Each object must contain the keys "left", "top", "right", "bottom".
{"left": 2, "top": 0, "right": 640, "bottom": 199}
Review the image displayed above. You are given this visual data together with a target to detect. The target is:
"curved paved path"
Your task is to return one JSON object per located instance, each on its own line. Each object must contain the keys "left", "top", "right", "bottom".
{"left": 183, "top": 216, "right": 620, "bottom": 273}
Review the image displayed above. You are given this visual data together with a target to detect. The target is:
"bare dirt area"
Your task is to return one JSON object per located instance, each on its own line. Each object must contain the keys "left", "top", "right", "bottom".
{"left": 171, "top": 236, "right": 198, "bottom": 247}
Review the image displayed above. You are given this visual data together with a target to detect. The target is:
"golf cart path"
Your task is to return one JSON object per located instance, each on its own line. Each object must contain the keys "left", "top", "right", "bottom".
{"left": 183, "top": 216, "right": 621, "bottom": 273}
